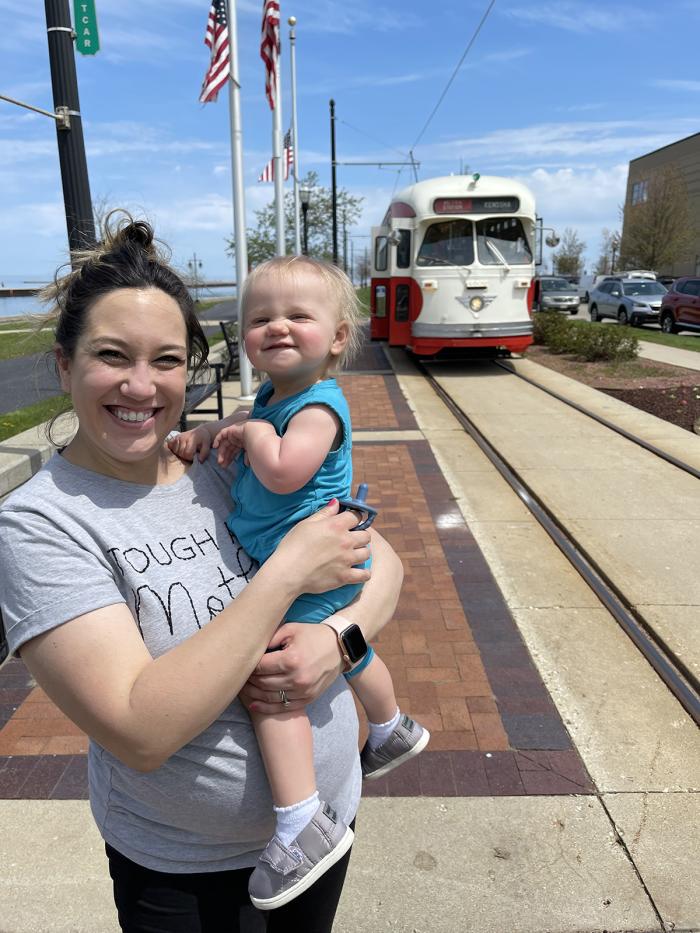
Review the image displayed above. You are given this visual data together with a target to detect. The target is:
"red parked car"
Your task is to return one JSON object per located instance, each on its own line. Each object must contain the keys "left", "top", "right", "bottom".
{"left": 659, "top": 277, "right": 700, "bottom": 334}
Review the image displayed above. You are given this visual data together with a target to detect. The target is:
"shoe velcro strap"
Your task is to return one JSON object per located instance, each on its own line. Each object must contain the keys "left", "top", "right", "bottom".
{"left": 259, "top": 837, "right": 305, "bottom": 876}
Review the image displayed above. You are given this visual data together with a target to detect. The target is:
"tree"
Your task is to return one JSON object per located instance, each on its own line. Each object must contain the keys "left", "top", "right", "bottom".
{"left": 226, "top": 171, "right": 364, "bottom": 268}
{"left": 593, "top": 227, "right": 621, "bottom": 276}
{"left": 552, "top": 228, "right": 586, "bottom": 277}
{"left": 619, "top": 165, "right": 695, "bottom": 272}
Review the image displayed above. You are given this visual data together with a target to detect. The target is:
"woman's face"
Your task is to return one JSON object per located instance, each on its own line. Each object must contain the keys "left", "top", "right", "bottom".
{"left": 56, "top": 287, "right": 188, "bottom": 479}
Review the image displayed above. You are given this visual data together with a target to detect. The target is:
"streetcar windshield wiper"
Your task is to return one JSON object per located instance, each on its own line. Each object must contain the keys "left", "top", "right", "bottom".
{"left": 418, "top": 255, "right": 453, "bottom": 267}
{"left": 485, "top": 238, "right": 510, "bottom": 270}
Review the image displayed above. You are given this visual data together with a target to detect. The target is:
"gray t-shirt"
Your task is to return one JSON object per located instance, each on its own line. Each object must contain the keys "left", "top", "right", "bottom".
{"left": 0, "top": 453, "right": 361, "bottom": 872}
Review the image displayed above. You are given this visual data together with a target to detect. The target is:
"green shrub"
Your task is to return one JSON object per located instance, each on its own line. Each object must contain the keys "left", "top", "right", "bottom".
{"left": 574, "top": 326, "right": 638, "bottom": 362}
{"left": 532, "top": 311, "right": 571, "bottom": 346}
{"left": 532, "top": 312, "right": 638, "bottom": 362}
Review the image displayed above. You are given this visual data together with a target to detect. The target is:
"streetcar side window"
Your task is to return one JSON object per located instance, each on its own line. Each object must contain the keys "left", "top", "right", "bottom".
{"left": 395, "top": 283, "right": 410, "bottom": 321}
{"left": 374, "top": 284, "right": 387, "bottom": 318}
{"left": 417, "top": 220, "right": 473, "bottom": 266}
{"left": 476, "top": 217, "right": 532, "bottom": 265}
{"left": 375, "top": 236, "right": 388, "bottom": 272}
{"left": 396, "top": 230, "right": 411, "bottom": 269}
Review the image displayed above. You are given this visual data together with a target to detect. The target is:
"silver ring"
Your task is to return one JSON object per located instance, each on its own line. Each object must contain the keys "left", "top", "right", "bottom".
{"left": 279, "top": 689, "right": 290, "bottom": 707}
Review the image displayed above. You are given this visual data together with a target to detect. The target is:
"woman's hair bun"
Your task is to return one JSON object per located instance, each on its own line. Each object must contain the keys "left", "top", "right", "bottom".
{"left": 105, "top": 212, "right": 157, "bottom": 257}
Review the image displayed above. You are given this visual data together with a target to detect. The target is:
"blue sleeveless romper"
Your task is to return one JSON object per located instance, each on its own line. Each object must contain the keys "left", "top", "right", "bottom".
{"left": 228, "top": 378, "right": 374, "bottom": 677}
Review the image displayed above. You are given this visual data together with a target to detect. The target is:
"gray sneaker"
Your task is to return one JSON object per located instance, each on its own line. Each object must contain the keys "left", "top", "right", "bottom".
{"left": 248, "top": 801, "right": 354, "bottom": 911}
{"left": 361, "top": 714, "right": 430, "bottom": 780}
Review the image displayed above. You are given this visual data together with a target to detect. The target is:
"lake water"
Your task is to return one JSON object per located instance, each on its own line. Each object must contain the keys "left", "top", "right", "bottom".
{"left": 0, "top": 282, "right": 236, "bottom": 321}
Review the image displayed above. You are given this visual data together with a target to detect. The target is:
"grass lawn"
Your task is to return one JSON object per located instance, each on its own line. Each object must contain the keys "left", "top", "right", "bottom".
{"left": 0, "top": 395, "right": 71, "bottom": 443}
{"left": 0, "top": 329, "right": 56, "bottom": 361}
{"left": 195, "top": 297, "right": 230, "bottom": 315}
{"left": 356, "top": 286, "right": 370, "bottom": 314}
{"left": 634, "top": 328, "right": 700, "bottom": 353}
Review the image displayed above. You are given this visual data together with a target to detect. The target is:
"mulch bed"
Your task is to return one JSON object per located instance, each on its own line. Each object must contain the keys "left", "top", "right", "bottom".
{"left": 525, "top": 345, "right": 700, "bottom": 434}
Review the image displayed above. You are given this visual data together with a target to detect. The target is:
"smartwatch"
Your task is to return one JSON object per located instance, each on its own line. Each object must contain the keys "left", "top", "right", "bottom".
{"left": 321, "top": 616, "right": 368, "bottom": 671}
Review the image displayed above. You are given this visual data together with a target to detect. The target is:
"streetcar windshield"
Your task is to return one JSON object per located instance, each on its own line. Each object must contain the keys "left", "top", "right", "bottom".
{"left": 416, "top": 216, "right": 532, "bottom": 267}
{"left": 417, "top": 220, "right": 474, "bottom": 266}
{"left": 476, "top": 217, "right": 532, "bottom": 265}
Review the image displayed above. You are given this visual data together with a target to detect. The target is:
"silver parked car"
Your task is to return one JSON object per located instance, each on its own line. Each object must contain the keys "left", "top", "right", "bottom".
{"left": 533, "top": 276, "right": 580, "bottom": 314}
{"left": 588, "top": 278, "right": 667, "bottom": 327}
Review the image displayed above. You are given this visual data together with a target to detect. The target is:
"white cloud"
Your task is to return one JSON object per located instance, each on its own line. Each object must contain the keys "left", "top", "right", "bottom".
{"left": 506, "top": 2, "right": 653, "bottom": 33}
{"left": 0, "top": 200, "right": 66, "bottom": 238}
{"left": 651, "top": 79, "right": 700, "bottom": 93}
{"left": 414, "top": 118, "right": 699, "bottom": 167}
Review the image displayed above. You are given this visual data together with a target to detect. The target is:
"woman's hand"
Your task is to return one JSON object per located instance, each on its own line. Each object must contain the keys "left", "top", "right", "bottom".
{"left": 272, "top": 500, "right": 371, "bottom": 596}
{"left": 240, "top": 622, "right": 343, "bottom": 714}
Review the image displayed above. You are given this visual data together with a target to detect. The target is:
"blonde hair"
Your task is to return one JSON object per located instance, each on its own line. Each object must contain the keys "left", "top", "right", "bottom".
{"left": 240, "top": 256, "right": 363, "bottom": 369}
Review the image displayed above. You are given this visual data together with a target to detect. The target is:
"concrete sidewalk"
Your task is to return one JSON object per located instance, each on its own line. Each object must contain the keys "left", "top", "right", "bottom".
{"left": 637, "top": 337, "right": 700, "bottom": 371}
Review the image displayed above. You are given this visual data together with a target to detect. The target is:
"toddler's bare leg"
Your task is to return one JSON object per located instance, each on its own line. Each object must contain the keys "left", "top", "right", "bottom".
{"left": 250, "top": 708, "right": 316, "bottom": 806}
{"left": 348, "top": 654, "right": 398, "bottom": 724}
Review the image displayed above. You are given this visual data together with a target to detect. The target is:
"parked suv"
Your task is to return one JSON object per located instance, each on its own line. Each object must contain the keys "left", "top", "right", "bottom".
{"left": 588, "top": 278, "right": 667, "bottom": 327}
{"left": 659, "top": 277, "right": 700, "bottom": 334}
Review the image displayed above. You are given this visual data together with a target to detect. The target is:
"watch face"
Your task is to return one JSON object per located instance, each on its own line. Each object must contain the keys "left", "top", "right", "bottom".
{"left": 342, "top": 624, "right": 368, "bottom": 663}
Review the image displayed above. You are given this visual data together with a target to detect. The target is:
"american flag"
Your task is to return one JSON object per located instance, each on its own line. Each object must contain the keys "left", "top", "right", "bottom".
{"left": 199, "top": 0, "right": 230, "bottom": 104}
{"left": 260, "top": 0, "right": 280, "bottom": 110}
{"left": 258, "top": 130, "right": 293, "bottom": 182}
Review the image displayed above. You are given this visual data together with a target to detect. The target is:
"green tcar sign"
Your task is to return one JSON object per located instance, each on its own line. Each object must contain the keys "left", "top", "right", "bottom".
{"left": 74, "top": 0, "right": 100, "bottom": 55}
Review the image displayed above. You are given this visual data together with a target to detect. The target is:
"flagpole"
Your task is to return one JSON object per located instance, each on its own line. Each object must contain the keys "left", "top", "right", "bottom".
{"left": 288, "top": 16, "right": 301, "bottom": 256}
{"left": 226, "top": 0, "right": 254, "bottom": 398}
{"left": 272, "top": 53, "right": 285, "bottom": 255}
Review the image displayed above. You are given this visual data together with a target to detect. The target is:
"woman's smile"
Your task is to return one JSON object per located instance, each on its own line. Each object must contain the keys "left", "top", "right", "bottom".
{"left": 106, "top": 405, "right": 161, "bottom": 426}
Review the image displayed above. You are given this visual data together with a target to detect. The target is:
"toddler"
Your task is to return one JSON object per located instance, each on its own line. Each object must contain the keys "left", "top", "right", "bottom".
{"left": 170, "top": 256, "right": 428, "bottom": 911}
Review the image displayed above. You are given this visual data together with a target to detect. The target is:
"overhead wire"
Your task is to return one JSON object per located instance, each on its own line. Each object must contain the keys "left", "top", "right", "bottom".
{"left": 393, "top": 0, "right": 497, "bottom": 191}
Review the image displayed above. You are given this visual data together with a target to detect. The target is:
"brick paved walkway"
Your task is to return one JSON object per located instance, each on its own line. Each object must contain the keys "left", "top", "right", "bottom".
{"left": 0, "top": 337, "right": 593, "bottom": 800}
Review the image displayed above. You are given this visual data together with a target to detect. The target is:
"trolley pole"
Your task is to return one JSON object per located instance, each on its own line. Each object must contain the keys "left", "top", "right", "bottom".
{"left": 330, "top": 98, "right": 338, "bottom": 265}
{"left": 45, "top": 0, "right": 96, "bottom": 253}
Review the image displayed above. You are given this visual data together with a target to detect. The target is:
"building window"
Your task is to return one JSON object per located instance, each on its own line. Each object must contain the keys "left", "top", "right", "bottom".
{"left": 631, "top": 180, "right": 649, "bottom": 205}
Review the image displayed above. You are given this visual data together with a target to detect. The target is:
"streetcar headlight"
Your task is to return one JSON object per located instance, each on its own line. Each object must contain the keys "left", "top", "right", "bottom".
{"left": 469, "top": 296, "right": 484, "bottom": 312}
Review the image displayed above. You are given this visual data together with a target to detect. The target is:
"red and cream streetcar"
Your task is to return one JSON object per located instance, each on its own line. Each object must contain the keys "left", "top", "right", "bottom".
{"left": 370, "top": 174, "right": 538, "bottom": 356}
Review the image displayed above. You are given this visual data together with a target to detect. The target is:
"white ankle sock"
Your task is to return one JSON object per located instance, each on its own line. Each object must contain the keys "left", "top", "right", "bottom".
{"left": 367, "top": 707, "right": 401, "bottom": 750}
{"left": 273, "top": 791, "right": 319, "bottom": 846}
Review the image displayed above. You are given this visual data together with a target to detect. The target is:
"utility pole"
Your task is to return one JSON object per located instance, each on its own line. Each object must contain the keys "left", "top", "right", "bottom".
{"left": 45, "top": 0, "right": 96, "bottom": 253}
{"left": 330, "top": 98, "right": 338, "bottom": 265}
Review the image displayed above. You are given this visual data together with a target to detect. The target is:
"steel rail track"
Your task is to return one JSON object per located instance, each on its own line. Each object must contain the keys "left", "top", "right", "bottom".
{"left": 416, "top": 357, "right": 700, "bottom": 727}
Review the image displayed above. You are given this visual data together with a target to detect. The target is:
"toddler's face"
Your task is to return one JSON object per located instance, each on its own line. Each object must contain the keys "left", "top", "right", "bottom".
{"left": 242, "top": 268, "right": 347, "bottom": 381}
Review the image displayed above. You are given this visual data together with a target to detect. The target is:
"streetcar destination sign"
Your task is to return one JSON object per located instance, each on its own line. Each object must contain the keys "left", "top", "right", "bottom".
{"left": 74, "top": 0, "right": 100, "bottom": 55}
{"left": 433, "top": 197, "right": 519, "bottom": 214}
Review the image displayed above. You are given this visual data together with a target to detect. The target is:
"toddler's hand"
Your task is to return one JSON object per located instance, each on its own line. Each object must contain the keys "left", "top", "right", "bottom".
{"left": 168, "top": 426, "right": 212, "bottom": 463}
{"left": 213, "top": 423, "right": 246, "bottom": 467}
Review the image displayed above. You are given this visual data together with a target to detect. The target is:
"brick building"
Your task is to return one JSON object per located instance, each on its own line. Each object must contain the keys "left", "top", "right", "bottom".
{"left": 622, "top": 131, "right": 700, "bottom": 277}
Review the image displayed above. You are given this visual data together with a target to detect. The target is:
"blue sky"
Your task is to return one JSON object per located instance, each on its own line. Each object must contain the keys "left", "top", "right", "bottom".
{"left": 1, "top": 0, "right": 699, "bottom": 282}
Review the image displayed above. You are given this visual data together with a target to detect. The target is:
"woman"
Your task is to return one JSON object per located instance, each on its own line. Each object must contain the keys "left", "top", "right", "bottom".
{"left": 0, "top": 216, "right": 403, "bottom": 933}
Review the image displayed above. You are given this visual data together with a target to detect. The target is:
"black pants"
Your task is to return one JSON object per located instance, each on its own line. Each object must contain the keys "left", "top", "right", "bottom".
{"left": 106, "top": 826, "right": 354, "bottom": 933}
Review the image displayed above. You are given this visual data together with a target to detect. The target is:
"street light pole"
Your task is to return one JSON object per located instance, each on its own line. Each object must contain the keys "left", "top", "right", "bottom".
{"left": 330, "top": 98, "right": 338, "bottom": 265}
{"left": 188, "top": 254, "right": 203, "bottom": 304}
{"left": 45, "top": 0, "right": 96, "bottom": 254}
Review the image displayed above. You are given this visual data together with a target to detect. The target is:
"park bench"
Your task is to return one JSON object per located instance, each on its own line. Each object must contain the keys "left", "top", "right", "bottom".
{"left": 219, "top": 320, "right": 240, "bottom": 380}
{"left": 179, "top": 362, "right": 224, "bottom": 432}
